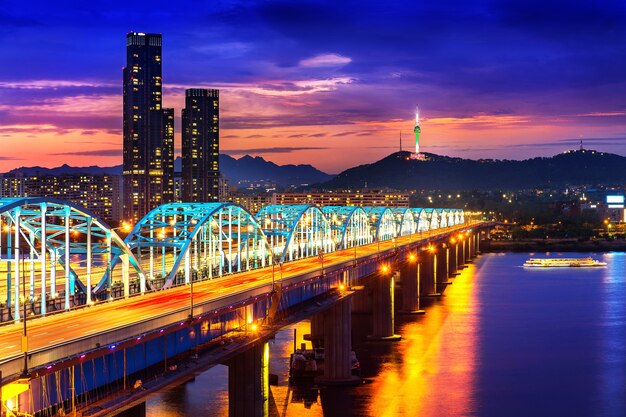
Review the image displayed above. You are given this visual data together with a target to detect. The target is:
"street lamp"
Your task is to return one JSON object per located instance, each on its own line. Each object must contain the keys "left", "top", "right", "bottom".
{"left": 20, "top": 254, "right": 29, "bottom": 378}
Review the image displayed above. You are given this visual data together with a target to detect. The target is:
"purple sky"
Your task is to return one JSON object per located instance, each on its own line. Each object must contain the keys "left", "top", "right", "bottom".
{"left": 1, "top": 0, "right": 626, "bottom": 173}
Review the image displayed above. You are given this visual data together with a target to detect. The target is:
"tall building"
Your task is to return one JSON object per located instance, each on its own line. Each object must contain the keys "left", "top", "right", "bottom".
{"left": 122, "top": 32, "right": 173, "bottom": 222}
{"left": 181, "top": 88, "right": 220, "bottom": 202}
{"left": 162, "top": 108, "right": 175, "bottom": 204}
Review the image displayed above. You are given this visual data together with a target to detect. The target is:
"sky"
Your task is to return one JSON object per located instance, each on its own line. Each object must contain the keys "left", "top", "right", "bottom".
{"left": 1, "top": 0, "right": 626, "bottom": 174}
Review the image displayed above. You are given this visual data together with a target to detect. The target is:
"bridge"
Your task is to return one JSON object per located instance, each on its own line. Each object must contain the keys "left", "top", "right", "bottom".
{"left": 0, "top": 197, "right": 490, "bottom": 417}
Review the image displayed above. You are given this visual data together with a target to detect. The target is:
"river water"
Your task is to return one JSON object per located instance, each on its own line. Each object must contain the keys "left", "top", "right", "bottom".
{"left": 146, "top": 252, "right": 626, "bottom": 417}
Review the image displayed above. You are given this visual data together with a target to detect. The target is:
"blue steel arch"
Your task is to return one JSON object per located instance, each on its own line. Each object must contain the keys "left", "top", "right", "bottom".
{"left": 410, "top": 208, "right": 430, "bottom": 232}
{"left": 390, "top": 208, "right": 417, "bottom": 236}
{"left": 436, "top": 209, "right": 448, "bottom": 228}
{"left": 0, "top": 197, "right": 144, "bottom": 314}
{"left": 362, "top": 207, "right": 397, "bottom": 241}
{"left": 322, "top": 206, "right": 372, "bottom": 250}
{"left": 122, "top": 202, "right": 271, "bottom": 290}
{"left": 422, "top": 208, "right": 440, "bottom": 230}
{"left": 255, "top": 204, "right": 331, "bottom": 262}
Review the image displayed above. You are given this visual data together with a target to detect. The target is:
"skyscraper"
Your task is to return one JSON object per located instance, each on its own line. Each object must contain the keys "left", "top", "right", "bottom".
{"left": 182, "top": 88, "right": 220, "bottom": 202}
{"left": 162, "top": 108, "right": 175, "bottom": 204}
{"left": 122, "top": 32, "right": 173, "bottom": 222}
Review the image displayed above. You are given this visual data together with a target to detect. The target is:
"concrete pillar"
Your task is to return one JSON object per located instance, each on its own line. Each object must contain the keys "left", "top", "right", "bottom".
{"left": 227, "top": 342, "right": 269, "bottom": 417}
{"left": 476, "top": 233, "right": 481, "bottom": 254}
{"left": 317, "top": 297, "right": 360, "bottom": 384}
{"left": 114, "top": 403, "right": 146, "bottom": 417}
{"left": 309, "top": 313, "right": 324, "bottom": 348}
{"left": 461, "top": 240, "right": 467, "bottom": 266}
{"left": 449, "top": 243, "right": 458, "bottom": 276}
{"left": 351, "top": 276, "right": 372, "bottom": 314}
{"left": 420, "top": 253, "right": 435, "bottom": 296}
{"left": 400, "top": 261, "right": 425, "bottom": 314}
{"left": 436, "top": 249, "right": 449, "bottom": 284}
{"left": 368, "top": 272, "right": 401, "bottom": 341}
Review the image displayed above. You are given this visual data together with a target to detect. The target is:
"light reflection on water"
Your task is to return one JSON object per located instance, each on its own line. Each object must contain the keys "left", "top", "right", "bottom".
{"left": 146, "top": 252, "right": 626, "bottom": 417}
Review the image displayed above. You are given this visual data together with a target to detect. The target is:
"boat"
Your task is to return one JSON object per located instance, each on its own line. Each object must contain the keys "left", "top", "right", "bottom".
{"left": 523, "top": 257, "right": 607, "bottom": 268}
{"left": 289, "top": 344, "right": 361, "bottom": 381}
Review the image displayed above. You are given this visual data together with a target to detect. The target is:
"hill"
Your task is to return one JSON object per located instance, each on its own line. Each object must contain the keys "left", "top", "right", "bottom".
{"left": 321, "top": 149, "right": 626, "bottom": 190}
{"left": 6, "top": 155, "right": 333, "bottom": 188}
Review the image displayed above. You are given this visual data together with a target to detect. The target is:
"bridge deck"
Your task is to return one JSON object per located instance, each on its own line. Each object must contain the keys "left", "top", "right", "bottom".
{"left": 0, "top": 224, "right": 475, "bottom": 377}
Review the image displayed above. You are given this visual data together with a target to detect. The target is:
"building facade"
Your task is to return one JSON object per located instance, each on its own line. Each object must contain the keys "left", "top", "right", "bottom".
{"left": 0, "top": 173, "right": 123, "bottom": 222}
{"left": 272, "top": 191, "right": 410, "bottom": 208}
{"left": 122, "top": 32, "right": 173, "bottom": 222}
{"left": 181, "top": 88, "right": 220, "bottom": 202}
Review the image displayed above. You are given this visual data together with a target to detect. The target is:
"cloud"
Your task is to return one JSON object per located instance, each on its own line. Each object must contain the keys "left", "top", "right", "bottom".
{"left": 246, "top": 134, "right": 264, "bottom": 138}
{"left": 299, "top": 53, "right": 352, "bottom": 67}
{"left": 50, "top": 149, "right": 122, "bottom": 157}
{"left": 223, "top": 146, "right": 329, "bottom": 155}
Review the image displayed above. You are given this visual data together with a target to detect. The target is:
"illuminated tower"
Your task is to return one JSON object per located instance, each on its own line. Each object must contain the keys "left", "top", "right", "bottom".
{"left": 414, "top": 106, "right": 421, "bottom": 154}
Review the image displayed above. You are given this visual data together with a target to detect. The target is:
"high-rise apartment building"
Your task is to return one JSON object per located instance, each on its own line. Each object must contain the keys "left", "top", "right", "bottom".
{"left": 122, "top": 32, "right": 173, "bottom": 222}
{"left": 162, "top": 108, "right": 175, "bottom": 204}
{"left": 181, "top": 88, "right": 220, "bottom": 202}
{"left": 0, "top": 173, "right": 123, "bottom": 222}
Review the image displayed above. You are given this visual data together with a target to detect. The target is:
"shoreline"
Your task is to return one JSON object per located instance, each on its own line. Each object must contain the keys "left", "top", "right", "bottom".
{"left": 482, "top": 239, "right": 626, "bottom": 253}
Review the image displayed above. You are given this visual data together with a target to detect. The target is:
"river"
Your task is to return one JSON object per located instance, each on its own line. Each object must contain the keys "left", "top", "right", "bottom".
{"left": 145, "top": 252, "right": 626, "bottom": 417}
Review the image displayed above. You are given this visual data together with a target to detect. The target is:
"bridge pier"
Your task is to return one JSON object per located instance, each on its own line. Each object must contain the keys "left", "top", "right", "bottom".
{"left": 470, "top": 234, "right": 478, "bottom": 258}
{"left": 317, "top": 296, "right": 360, "bottom": 384}
{"left": 309, "top": 313, "right": 325, "bottom": 348}
{"left": 227, "top": 342, "right": 269, "bottom": 417}
{"left": 400, "top": 260, "right": 425, "bottom": 314}
{"left": 449, "top": 243, "right": 458, "bottom": 276}
{"left": 436, "top": 248, "right": 450, "bottom": 287}
{"left": 420, "top": 252, "right": 436, "bottom": 297}
{"left": 351, "top": 276, "right": 372, "bottom": 314}
{"left": 367, "top": 271, "right": 401, "bottom": 341}
{"left": 459, "top": 239, "right": 466, "bottom": 267}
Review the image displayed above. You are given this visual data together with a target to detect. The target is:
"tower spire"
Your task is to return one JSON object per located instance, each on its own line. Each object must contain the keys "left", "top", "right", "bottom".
{"left": 414, "top": 105, "right": 421, "bottom": 155}
{"left": 399, "top": 131, "right": 402, "bottom": 152}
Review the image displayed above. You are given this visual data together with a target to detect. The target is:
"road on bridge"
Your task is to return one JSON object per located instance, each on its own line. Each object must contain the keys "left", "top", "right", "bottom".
{"left": 0, "top": 224, "right": 474, "bottom": 367}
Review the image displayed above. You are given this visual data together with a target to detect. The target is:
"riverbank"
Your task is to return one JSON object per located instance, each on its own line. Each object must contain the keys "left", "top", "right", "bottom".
{"left": 482, "top": 238, "right": 626, "bottom": 252}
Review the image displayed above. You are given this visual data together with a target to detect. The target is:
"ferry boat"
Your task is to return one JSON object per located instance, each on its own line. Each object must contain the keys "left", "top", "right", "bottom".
{"left": 523, "top": 257, "right": 607, "bottom": 268}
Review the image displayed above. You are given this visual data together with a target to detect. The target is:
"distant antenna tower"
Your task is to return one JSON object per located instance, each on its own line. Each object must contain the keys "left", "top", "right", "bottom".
{"left": 580, "top": 139, "right": 583, "bottom": 151}
{"left": 399, "top": 131, "right": 403, "bottom": 152}
{"left": 414, "top": 105, "right": 421, "bottom": 154}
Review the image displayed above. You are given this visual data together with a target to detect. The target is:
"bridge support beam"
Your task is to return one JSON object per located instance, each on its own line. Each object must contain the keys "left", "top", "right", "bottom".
{"left": 316, "top": 296, "right": 360, "bottom": 384}
{"left": 367, "top": 271, "right": 401, "bottom": 341}
{"left": 227, "top": 342, "right": 269, "bottom": 417}
{"left": 400, "top": 261, "right": 424, "bottom": 314}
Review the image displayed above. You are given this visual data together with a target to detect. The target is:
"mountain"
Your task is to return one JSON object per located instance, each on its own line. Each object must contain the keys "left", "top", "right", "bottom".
{"left": 6, "top": 155, "right": 333, "bottom": 188}
{"left": 321, "top": 149, "right": 626, "bottom": 190}
{"left": 7, "top": 163, "right": 122, "bottom": 176}
{"left": 219, "top": 154, "right": 333, "bottom": 186}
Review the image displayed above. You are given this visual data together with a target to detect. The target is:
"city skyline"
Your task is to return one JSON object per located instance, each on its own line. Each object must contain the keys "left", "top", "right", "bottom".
{"left": 2, "top": 0, "right": 626, "bottom": 173}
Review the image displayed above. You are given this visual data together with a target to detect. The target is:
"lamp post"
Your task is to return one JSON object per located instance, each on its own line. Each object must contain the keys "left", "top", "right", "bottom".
{"left": 21, "top": 253, "right": 29, "bottom": 378}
